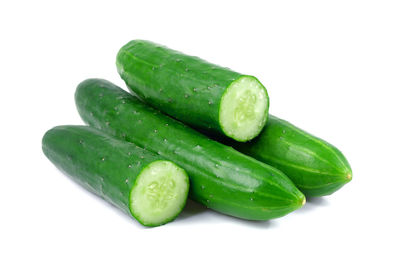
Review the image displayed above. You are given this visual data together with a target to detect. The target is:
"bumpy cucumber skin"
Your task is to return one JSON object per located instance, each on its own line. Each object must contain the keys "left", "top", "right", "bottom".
{"left": 228, "top": 115, "right": 352, "bottom": 197}
{"left": 116, "top": 40, "right": 269, "bottom": 142}
{"left": 75, "top": 79, "right": 305, "bottom": 221}
{"left": 42, "top": 125, "right": 189, "bottom": 227}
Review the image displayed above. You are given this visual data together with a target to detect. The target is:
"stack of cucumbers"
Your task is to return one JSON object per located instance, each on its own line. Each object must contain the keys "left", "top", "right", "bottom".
{"left": 43, "top": 40, "right": 352, "bottom": 227}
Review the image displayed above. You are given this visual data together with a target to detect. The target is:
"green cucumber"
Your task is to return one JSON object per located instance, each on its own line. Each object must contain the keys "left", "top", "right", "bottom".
{"left": 116, "top": 40, "right": 269, "bottom": 142}
{"left": 75, "top": 79, "right": 305, "bottom": 221}
{"left": 42, "top": 125, "right": 189, "bottom": 227}
{"left": 225, "top": 115, "right": 352, "bottom": 197}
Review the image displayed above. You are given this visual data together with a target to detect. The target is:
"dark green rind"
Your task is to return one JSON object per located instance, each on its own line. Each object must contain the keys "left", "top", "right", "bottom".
{"left": 42, "top": 125, "right": 189, "bottom": 227}
{"left": 75, "top": 79, "right": 304, "bottom": 220}
{"left": 116, "top": 40, "right": 269, "bottom": 142}
{"left": 226, "top": 115, "right": 352, "bottom": 197}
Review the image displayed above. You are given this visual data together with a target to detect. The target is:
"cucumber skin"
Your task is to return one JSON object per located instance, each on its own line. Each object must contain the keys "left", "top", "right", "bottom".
{"left": 42, "top": 125, "right": 187, "bottom": 227}
{"left": 116, "top": 40, "right": 268, "bottom": 141}
{"left": 227, "top": 115, "right": 352, "bottom": 197}
{"left": 75, "top": 79, "right": 305, "bottom": 221}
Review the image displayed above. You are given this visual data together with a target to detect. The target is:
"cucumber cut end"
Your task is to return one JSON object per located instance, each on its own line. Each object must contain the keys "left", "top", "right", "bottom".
{"left": 129, "top": 160, "right": 189, "bottom": 226}
{"left": 219, "top": 76, "right": 269, "bottom": 142}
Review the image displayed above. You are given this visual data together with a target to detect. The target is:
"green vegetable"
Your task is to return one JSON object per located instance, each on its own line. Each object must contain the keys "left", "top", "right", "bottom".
{"left": 75, "top": 79, "right": 305, "bottom": 220}
{"left": 42, "top": 125, "right": 189, "bottom": 227}
{"left": 116, "top": 40, "right": 269, "bottom": 142}
{"left": 225, "top": 115, "right": 352, "bottom": 196}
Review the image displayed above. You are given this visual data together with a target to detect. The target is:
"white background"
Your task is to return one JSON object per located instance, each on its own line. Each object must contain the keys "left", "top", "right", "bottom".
{"left": 1, "top": 0, "right": 399, "bottom": 266}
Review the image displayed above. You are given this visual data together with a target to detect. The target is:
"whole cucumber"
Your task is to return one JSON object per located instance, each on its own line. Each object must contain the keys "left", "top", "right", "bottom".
{"left": 75, "top": 79, "right": 305, "bottom": 220}
{"left": 116, "top": 40, "right": 269, "bottom": 142}
{"left": 42, "top": 125, "right": 189, "bottom": 227}
{"left": 226, "top": 115, "right": 352, "bottom": 197}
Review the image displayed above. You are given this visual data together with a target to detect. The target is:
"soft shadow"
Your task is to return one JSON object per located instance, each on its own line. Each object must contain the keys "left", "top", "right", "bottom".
{"left": 295, "top": 196, "right": 330, "bottom": 214}
{"left": 198, "top": 207, "right": 278, "bottom": 229}
{"left": 175, "top": 199, "right": 278, "bottom": 229}
{"left": 307, "top": 197, "right": 330, "bottom": 205}
{"left": 176, "top": 199, "right": 208, "bottom": 220}
{"left": 232, "top": 217, "right": 277, "bottom": 229}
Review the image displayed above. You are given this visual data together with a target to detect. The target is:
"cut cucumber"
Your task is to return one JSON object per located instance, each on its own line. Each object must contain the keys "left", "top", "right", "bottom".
{"left": 75, "top": 79, "right": 305, "bottom": 221}
{"left": 131, "top": 160, "right": 188, "bottom": 225}
{"left": 219, "top": 76, "right": 268, "bottom": 141}
{"left": 223, "top": 115, "right": 352, "bottom": 197}
{"left": 42, "top": 125, "right": 189, "bottom": 227}
{"left": 116, "top": 40, "right": 269, "bottom": 142}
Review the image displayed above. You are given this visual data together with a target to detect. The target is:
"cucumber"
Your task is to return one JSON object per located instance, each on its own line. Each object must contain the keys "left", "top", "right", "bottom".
{"left": 116, "top": 40, "right": 269, "bottom": 142}
{"left": 225, "top": 115, "right": 352, "bottom": 197}
{"left": 42, "top": 125, "right": 189, "bottom": 227}
{"left": 75, "top": 79, "right": 305, "bottom": 220}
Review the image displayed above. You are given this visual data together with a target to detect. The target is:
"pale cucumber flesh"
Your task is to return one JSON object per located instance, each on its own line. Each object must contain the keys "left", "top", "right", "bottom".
{"left": 219, "top": 76, "right": 268, "bottom": 142}
{"left": 130, "top": 160, "right": 189, "bottom": 226}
